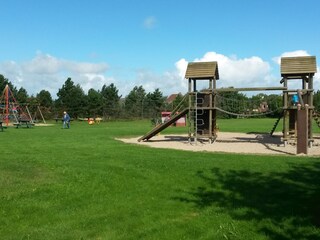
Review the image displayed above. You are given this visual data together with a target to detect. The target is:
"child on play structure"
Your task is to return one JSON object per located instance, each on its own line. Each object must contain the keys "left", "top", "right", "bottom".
{"left": 292, "top": 94, "right": 299, "bottom": 106}
{"left": 63, "top": 111, "right": 71, "bottom": 129}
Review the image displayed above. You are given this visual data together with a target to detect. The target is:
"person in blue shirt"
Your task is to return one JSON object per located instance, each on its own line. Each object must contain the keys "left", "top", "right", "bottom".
{"left": 292, "top": 94, "right": 299, "bottom": 106}
{"left": 63, "top": 111, "right": 70, "bottom": 129}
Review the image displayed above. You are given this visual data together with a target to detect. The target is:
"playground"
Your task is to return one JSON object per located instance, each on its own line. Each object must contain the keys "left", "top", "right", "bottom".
{"left": 138, "top": 56, "right": 320, "bottom": 155}
{"left": 1, "top": 56, "right": 320, "bottom": 239}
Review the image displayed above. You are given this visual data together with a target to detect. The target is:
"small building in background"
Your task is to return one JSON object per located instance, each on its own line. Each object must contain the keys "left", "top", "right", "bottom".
{"left": 161, "top": 111, "right": 186, "bottom": 127}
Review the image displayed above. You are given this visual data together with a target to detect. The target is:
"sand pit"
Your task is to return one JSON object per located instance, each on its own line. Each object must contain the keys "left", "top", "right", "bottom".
{"left": 118, "top": 132, "right": 320, "bottom": 156}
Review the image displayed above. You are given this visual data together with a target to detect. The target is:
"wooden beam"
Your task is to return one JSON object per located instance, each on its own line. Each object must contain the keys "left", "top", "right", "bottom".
{"left": 297, "top": 91, "right": 305, "bottom": 106}
{"left": 283, "top": 89, "right": 314, "bottom": 93}
{"left": 214, "top": 87, "right": 287, "bottom": 92}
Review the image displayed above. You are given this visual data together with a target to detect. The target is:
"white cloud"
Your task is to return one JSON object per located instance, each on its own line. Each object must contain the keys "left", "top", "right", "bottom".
{"left": 77, "top": 74, "right": 115, "bottom": 93}
{"left": 272, "top": 50, "right": 310, "bottom": 65}
{"left": 22, "top": 52, "right": 108, "bottom": 74}
{"left": 143, "top": 16, "right": 156, "bottom": 29}
{"left": 175, "top": 51, "right": 275, "bottom": 90}
{"left": 22, "top": 53, "right": 61, "bottom": 74}
{"left": 128, "top": 68, "right": 187, "bottom": 96}
{"left": 0, "top": 52, "right": 110, "bottom": 98}
{"left": 175, "top": 58, "right": 188, "bottom": 79}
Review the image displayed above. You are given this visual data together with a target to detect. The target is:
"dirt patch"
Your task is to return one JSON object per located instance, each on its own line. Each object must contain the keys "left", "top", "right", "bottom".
{"left": 118, "top": 132, "right": 320, "bottom": 156}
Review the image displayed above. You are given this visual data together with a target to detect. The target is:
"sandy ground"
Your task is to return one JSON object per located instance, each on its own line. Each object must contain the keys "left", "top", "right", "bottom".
{"left": 2, "top": 123, "right": 54, "bottom": 127}
{"left": 118, "top": 132, "right": 320, "bottom": 156}
{"left": 35, "top": 123, "right": 54, "bottom": 127}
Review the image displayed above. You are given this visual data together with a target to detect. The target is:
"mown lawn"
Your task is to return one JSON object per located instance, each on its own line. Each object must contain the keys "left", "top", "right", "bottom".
{"left": 0, "top": 118, "right": 319, "bottom": 240}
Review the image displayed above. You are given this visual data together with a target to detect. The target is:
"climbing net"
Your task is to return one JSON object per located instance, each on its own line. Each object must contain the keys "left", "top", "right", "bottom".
{"left": 215, "top": 94, "right": 282, "bottom": 117}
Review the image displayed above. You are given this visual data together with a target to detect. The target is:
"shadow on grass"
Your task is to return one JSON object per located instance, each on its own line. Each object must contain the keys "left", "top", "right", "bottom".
{"left": 175, "top": 162, "right": 320, "bottom": 239}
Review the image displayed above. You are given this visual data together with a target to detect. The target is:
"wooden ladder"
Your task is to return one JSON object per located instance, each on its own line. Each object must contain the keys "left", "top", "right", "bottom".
{"left": 270, "top": 113, "right": 283, "bottom": 136}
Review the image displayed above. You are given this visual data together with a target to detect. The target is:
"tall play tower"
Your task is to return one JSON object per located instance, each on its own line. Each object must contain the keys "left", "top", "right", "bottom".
{"left": 185, "top": 62, "right": 219, "bottom": 143}
{"left": 280, "top": 56, "right": 317, "bottom": 154}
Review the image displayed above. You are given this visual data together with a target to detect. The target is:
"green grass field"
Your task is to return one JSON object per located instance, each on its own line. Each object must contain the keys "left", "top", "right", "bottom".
{"left": 0, "top": 118, "right": 319, "bottom": 240}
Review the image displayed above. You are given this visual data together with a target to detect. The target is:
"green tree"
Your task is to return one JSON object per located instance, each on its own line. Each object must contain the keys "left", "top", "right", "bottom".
{"left": 87, "top": 88, "right": 103, "bottom": 117}
{"left": 56, "top": 78, "right": 87, "bottom": 118}
{"left": 16, "top": 87, "right": 29, "bottom": 104}
{"left": 26, "top": 95, "right": 39, "bottom": 119}
{"left": 101, "top": 83, "right": 121, "bottom": 119}
{"left": 264, "top": 94, "right": 282, "bottom": 117}
{"left": 0, "top": 74, "right": 17, "bottom": 97}
{"left": 313, "top": 90, "right": 320, "bottom": 112}
{"left": 124, "top": 86, "right": 146, "bottom": 118}
{"left": 36, "top": 90, "right": 54, "bottom": 120}
{"left": 216, "top": 87, "right": 248, "bottom": 118}
{"left": 36, "top": 90, "right": 53, "bottom": 108}
{"left": 171, "top": 93, "right": 188, "bottom": 111}
{"left": 250, "top": 93, "right": 268, "bottom": 108}
{"left": 144, "top": 88, "right": 165, "bottom": 118}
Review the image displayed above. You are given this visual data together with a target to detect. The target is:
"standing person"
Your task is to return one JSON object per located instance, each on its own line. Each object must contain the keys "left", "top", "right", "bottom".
{"left": 63, "top": 111, "right": 71, "bottom": 129}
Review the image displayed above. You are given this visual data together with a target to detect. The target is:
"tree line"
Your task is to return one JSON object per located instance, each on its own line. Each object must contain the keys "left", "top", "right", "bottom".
{"left": 0, "top": 75, "right": 179, "bottom": 120}
{"left": 1, "top": 74, "right": 320, "bottom": 120}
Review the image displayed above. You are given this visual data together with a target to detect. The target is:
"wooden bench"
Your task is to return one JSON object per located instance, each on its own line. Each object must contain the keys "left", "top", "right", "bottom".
{"left": 14, "top": 120, "right": 35, "bottom": 128}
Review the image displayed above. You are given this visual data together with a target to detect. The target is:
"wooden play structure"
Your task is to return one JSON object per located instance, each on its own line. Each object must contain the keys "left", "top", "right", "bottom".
{"left": 279, "top": 56, "right": 317, "bottom": 154}
{"left": 139, "top": 56, "right": 318, "bottom": 154}
{"left": 185, "top": 62, "right": 219, "bottom": 143}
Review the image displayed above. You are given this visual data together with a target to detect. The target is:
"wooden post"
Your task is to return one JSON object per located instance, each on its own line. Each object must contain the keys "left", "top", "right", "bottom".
{"left": 213, "top": 77, "right": 217, "bottom": 141}
{"left": 38, "top": 105, "right": 46, "bottom": 124}
{"left": 308, "top": 75, "right": 314, "bottom": 142}
{"left": 283, "top": 78, "right": 288, "bottom": 142}
{"left": 297, "top": 105, "right": 309, "bottom": 154}
{"left": 188, "top": 79, "right": 192, "bottom": 141}
{"left": 25, "top": 105, "right": 34, "bottom": 124}
{"left": 209, "top": 78, "right": 213, "bottom": 142}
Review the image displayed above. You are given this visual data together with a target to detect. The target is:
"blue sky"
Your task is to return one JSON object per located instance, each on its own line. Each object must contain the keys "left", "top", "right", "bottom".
{"left": 0, "top": 0, "right": 319, "bottom": 98}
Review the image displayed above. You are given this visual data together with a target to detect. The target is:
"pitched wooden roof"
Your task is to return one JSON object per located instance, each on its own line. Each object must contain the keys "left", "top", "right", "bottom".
{"left": 281, "top": 56, "right": 317, "bottom": 76}
{"left": 185, "top": 61, "right": 219, "bottom": 80}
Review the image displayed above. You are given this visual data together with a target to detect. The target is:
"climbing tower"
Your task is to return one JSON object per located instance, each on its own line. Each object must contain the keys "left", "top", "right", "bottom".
{"left": 185, "top": 61, "right": 219, "bottom": 143}
{"left": 280, "top": 56, "right": 317, "bottom": 154}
